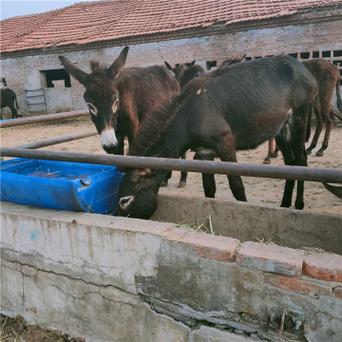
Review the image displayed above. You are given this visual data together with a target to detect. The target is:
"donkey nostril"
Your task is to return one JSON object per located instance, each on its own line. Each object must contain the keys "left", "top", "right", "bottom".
{"left": 119, "top": 196, "right": 134, "bottom": 210}
{"left": 120, "top": 198, "right": 129, "bottom": 205}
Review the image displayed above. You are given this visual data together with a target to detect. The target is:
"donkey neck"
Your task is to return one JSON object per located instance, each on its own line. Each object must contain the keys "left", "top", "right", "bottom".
{"left": 158, "top": 112, "right": 189, "bottom": 158}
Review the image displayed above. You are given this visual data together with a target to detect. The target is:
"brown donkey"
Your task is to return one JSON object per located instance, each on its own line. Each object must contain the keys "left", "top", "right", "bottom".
{"left": 118, "top": 56, "right": 317, "bottom": 219}
{"left": 59, "top": 47, "right": 179, "bottom": 155}
{"left": 304, "top": 59, "right": 342, "bottom": 156}
{"left": 264, "top": 58, "right": 342, "bottom": 163}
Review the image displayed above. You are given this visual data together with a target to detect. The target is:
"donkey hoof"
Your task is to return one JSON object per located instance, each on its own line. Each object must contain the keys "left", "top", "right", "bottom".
{"left": 263, "top": 158, "right": 271, "bottom": 165}
{"left": 160, "top": 181, "right": 168, "bottom": 187}
{"left": 295, "top": 201, "right": 304, "bottom": 210}
{"left": 316, "top": 150, "right": 324, "bottom": 157}
{"left": 178, "top": 181, "right": 186, "bottom": 188}
{"left": 280, "top": 201, "right": 291, "bottom": 208}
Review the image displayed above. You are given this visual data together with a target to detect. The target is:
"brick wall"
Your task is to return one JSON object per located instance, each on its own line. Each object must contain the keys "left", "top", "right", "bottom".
{"left": 1, "top": 17, "right": 341, "bottom": 114}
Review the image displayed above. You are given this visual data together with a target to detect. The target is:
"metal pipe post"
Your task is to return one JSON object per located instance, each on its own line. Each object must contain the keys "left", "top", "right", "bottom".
{"left": 1, "top": 147, "right": 342, "bottom": 183}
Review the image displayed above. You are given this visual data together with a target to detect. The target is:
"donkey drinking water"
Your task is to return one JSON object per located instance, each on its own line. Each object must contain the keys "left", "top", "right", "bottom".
{"left": 118, "top": 55, "right": 317, "bottom": 219}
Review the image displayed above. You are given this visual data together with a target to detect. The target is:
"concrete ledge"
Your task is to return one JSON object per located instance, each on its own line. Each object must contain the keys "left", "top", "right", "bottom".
{"left": 153, "top": 193, "right": 342, "bottom": 254}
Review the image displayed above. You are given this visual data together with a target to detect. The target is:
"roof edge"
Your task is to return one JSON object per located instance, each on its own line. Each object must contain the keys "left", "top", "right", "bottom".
{"left": 1, "top": 5, "right": 341, "bottom": 59}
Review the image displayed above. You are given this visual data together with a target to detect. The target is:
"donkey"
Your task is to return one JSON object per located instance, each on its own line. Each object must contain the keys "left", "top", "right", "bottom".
{"left": 1, "top": 86, "right": 21, "bottom": 119}
{"left": 163, "top": 60, "right": 206, "bottom": 187}
{"left": 59, "top": 47, "right": 179, "bottom": 154}
{"left": 117, "top": 55, "right": 317, "bottom": 219}
{"left": 304, "top": 59, "right": 342, "bottom": 156}
{"left": 264, "top": 58, "right": 342, "bottom": 163}
{"left": 206, "top": 54, "right": 246, "bottom": 71}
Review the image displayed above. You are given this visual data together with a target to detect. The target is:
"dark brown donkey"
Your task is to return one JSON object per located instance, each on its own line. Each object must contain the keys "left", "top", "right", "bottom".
{"left": 163, "top": 60, "right": 206, "bottom": 187}
{"left": 264, "top": 58, "right": 342, "bottom": 163}
{"left": 1, "top": 78, "right": 21, "bottom": 119}
{"left": 59, "top": 47, "right": 179, "bottom": 154}
{"left": 118, "top": 55, "right": 317, "bottom": 219}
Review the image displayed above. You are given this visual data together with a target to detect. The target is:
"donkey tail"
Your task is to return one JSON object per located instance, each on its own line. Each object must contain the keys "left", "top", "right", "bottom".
{"left": 305, "top": 103, "right": 314, "bottom": 142}
{"left": 15, "top": 97, "right": 19, "bottom": 111}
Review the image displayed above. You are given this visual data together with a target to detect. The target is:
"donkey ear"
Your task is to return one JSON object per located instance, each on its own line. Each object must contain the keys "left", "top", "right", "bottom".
{"left": 59, "top": 56, "right": 88, "bottom": 84}
{"left": 186, "top": 60, "right": 196, "bottom": 67}
{"left": 239, "top": 54, "right": 247, "bottom": 62}
{"left": 106, "top": 46, "right": 129, "bottom": 79}
{"left": 164, "top": 61, "right": 174, "bottom": 72}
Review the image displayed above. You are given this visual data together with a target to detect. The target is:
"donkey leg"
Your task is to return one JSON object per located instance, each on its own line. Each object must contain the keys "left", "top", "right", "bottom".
{"left": 292, "top": 147, "right": 308, "bottom": 210}
{"left": 271, "top": 145, "right": 279, "bottom": 158}
{"left": 195, "top": 152, "right": 216, "bottom": 198}
{"left": 306, "top": 110, "right": 322, "bottom": 155}
{"left": 161, "top": 170, "right": 171, "bottom": 187}
{"left": 263, "top": 139, "right": 273, "bottom": 164}
{"left": 316, "top": 113, "right": 333, "bottom": 157}
{"left": 8, "top": 104, "right": 18, "bottom": 119}
{"left": 291, "top": 110, "right": 310, "bottom": 210}
{"left": 276, "top": 127, "right": 296, "bottom": 208}
{"left": 214, "top": 134, "right": 247, "bottom": 202}
{"left": 263, "top": 138, "right": 277, "bottom": 164}
{"left": 178, "top": 152, "right": 188, "bottom": 188}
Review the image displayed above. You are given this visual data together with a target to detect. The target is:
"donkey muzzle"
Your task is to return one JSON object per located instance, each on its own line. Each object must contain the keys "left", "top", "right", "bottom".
{"left": 100, "top": 128, "right": 118, "bottom": 150}
{"left": 119, "top": 195, "right": 135, "bottom": 211}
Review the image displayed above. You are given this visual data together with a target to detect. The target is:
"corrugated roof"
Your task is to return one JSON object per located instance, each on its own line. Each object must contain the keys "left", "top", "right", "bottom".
{"left": 1, "top": 0, "right": 341, "bottom": 53}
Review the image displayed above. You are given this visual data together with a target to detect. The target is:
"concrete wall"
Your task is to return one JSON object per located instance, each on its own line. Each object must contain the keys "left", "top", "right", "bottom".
{"left": 1, "top": 15, "right": 341, "bottom": 114}
{"left": 1, "top": 201, "right": 342, "bottom": 341}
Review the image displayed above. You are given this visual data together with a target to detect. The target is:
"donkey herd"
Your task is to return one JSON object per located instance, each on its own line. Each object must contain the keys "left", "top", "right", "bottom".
{"left": 0, "top": 47, "right": 327, "bottom": 219}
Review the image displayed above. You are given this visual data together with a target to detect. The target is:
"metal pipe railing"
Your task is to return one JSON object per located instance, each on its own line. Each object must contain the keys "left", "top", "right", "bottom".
{"left": 1, "top": 147, "right": 342, "bottom": 183}
{"left": 0, "top": 110, "right": 88, "bottom": 128}
{"left": 19, "top": 131, "right": 98, "bottom": 149}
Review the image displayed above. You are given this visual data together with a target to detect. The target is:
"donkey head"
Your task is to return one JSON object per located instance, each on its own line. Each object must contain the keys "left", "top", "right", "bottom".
{"left": 164, "top": 61, "right": 204, "bottom": 89}
{"left": 117, "top": 167, "right": 165, "bottom": 219}
{"left": 164, "top": 60, "right": 195, "bottom": 78}
{"left": 59, "top": 46, "right": 129, "bottom": 154}
{"left": 0, "top": 77, "right": 7, "bottom": 87}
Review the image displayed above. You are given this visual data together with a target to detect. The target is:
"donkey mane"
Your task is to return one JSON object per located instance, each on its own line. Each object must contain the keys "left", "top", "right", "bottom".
{"left": 129, "top": 78, "right": 203, "bottom": 156}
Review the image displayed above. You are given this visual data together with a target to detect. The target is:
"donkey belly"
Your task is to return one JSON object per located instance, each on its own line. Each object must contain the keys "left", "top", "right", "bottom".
{"left": 234, "top": 110, "right": 289, "bottom": 150}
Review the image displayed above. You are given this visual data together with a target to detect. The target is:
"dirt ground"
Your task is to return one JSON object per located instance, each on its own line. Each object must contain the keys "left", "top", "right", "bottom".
{"left": 1, "top": 116, "right": 341, "bottom": 214}
{"left": 0, "top": 315, "right": 84, "bottom": 342}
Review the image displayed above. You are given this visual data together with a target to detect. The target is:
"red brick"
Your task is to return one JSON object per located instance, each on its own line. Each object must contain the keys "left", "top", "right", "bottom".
{"left": 236, "top": 242, "right": 304, "bottom": 276}
{"left": 303, "top": 253, "right": 342, "bottom": 282}
{"left": 166, "top": 229, "right": 239, "bottom": 261}
{"left": 333, "top": 286, "right": 342, "bottom": 299}
{"left": 265, "top": 274, "right": 332, "bottom": 297}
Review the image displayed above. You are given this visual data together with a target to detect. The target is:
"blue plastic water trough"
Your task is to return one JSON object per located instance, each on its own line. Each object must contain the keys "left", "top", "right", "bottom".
{"left": 0, "top": 158, "right": 124, "bottom": 214}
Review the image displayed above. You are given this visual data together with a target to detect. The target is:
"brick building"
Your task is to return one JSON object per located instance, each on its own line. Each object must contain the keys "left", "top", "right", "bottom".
{"left": 1, "top": 0, "right": 342, "bottom": 114}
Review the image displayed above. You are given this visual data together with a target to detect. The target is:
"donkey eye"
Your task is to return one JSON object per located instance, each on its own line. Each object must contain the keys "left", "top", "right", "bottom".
{"left": 86, "top": 103, "right": 98, "bottom": 116}
{"left": 112, "top": 99, "right": 119, "bottom": 113}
